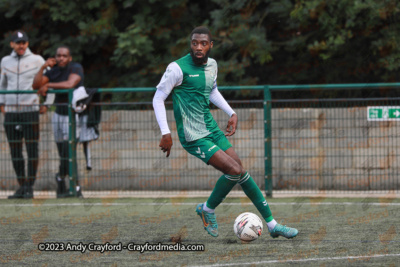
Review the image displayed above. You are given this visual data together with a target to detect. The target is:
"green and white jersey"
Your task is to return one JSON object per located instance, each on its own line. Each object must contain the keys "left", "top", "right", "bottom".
{"left": 156, "top": 54, "right": 220, "bottom": 143}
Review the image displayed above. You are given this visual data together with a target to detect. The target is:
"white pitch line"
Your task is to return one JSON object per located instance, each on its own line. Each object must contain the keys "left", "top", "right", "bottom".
{"left": 0, "top": 202, "right": 400, "bottom": 207}
{"left": 270, "top": 202, "right": 400, "bottom": 206}
{"left": 189, "top": 253, "right": 400, "bottom": 267}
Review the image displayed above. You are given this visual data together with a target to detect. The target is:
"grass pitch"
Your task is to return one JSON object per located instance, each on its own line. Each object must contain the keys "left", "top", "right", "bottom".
{"left": 0, "top": 197, "right": 399, "bottom": 266}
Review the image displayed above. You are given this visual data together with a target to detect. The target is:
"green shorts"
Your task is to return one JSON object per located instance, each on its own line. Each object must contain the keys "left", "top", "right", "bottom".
{"left": 182, "top": 130, "right": 233, "bottom": 164}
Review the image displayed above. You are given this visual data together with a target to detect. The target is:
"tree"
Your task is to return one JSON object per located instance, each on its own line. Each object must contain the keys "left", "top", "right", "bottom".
{"left": 1, "top": 0, "right": 399, "bottom": 101}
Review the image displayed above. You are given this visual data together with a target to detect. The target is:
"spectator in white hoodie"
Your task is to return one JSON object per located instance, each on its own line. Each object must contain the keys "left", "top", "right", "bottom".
{"left": 0, "top": 30, "right": 47, "bottom": 199}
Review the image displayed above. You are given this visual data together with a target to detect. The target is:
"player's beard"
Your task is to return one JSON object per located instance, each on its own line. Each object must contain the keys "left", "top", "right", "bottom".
{"left": 190, "top": 49, "right": 210, "bottom": 65}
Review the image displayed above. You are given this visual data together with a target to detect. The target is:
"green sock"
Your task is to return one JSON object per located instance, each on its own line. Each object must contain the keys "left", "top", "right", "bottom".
{"left": 239, "top": 172, "right": 274, "bottom": 222}
{"left": 206, "top": 174, "right": 240, "bottom": 209}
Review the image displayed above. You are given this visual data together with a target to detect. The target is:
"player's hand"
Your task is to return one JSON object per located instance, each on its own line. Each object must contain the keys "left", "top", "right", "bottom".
{"left": 225, "top": 113, "right": 238, "bottom": 136}
{"left": 38, "top": 84, "right": 48, "bottom": 96}
{"left": 159, "top": 133, "right": 173, "bottom": 157}
{"left": 39, "top": 105, "right": 48, "bottom": 114}
{"left": 0, "top": 105, "right": 4, "bottom": 114}
{"left": 44, "top": 58, "right": 56, "bottom": 68}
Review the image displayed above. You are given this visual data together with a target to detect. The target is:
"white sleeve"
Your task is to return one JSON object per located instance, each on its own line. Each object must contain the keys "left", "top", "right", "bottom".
{"left": 209, "top": 81, "right": 236, "bottom": 117}
{"left": 156, "top": 62, "right": 183, "bottom": 95}
{"left": 153, "top": 89, "right": 170, "bottom": 135}
{"left": 153, "top": 62, "right": 183, "bottom": 135}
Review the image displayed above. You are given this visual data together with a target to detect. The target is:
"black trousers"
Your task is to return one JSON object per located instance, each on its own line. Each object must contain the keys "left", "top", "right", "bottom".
{"left": 55, "top": 141, "right": 79, "bottom": 184}
{"left": 4, "top": 112, "right": 39, "bottom": 186}
{"left": 56, "top": 141, "right": 69, "bottom": 177}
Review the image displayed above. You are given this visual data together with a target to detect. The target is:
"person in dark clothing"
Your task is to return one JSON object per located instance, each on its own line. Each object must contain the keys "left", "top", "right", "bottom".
{"left": 33, "top": 45, "right": 83, "bottom": 198}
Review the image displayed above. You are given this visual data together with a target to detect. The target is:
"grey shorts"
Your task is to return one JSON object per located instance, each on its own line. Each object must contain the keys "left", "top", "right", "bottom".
{"left": 52, "top": 112, "right": 70, "bottom": 142}
{"left": 77, "top": 114, "right": 99, "bottom": 142}
{"left": 52, "top": 113, "right": 98, "bottom": 143}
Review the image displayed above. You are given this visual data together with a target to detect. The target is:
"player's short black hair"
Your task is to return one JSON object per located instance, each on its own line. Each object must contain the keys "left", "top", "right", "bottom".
{"left": 190, "top": 26, "right": 212, "bottom": 42}
{"left": 56, "top": 45, "right": 71, "bottom": 56}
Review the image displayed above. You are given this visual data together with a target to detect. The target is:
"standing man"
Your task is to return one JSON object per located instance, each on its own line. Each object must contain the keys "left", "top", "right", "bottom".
{"left": 153, "top": 26, "right": 298, "bottom": 238}
{"left": 32, "top": 45, "right": 83, "bottom": 198}
{"left": 0, "top": 30, "right": 47, "bottom": 199}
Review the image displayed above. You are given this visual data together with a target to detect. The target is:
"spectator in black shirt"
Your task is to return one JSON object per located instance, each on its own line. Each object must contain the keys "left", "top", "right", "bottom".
{"left": 33, "top": 45, "right": 83, "bottom": 198}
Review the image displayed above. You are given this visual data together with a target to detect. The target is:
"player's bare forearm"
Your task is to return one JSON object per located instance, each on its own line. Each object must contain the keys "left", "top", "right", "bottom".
{"left": 159, "top": 133, "right": 173, "bottom": 157}
{"left": 48, "top": 73, "right": 81, "bottom": 89}
{"left": 47, "top": 81, "right": 74, "bottom": 89}
{"left": 225, "top": 113, "right": 238, "bottom": 136}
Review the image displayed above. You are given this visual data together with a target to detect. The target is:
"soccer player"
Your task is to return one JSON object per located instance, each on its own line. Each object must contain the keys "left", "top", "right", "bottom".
{"left": 153, "top": 26, "right": 298, "bottom": 238}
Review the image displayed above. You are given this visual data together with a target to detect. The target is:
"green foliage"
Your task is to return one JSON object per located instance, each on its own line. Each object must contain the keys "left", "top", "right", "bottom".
{"left": 288, "top": 0, "right": 400, "bottom": 82}
{"left": 0, "top": 0, "right": 399, "bottom": 101}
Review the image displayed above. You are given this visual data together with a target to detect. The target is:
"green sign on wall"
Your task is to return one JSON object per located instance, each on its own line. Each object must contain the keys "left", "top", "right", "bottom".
{"left": 368, "top": 107, "right": 400, "bottom": 121}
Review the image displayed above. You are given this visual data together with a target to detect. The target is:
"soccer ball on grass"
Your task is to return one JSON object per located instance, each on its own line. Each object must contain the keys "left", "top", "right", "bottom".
{"left": 233, "top": 212, "right": 263, "bottom": 241}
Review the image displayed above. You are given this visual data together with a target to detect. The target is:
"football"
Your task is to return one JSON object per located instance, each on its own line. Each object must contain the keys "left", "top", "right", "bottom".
{"left": 233, "top": 212, "right": 263, "bottom": 241}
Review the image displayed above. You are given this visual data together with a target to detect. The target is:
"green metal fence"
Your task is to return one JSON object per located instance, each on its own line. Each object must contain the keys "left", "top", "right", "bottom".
{"left": 1, "top": 84, "right": 400, "bottom": 198}
{"left": 267, "top": 83, "right": 400, "bottom": 197}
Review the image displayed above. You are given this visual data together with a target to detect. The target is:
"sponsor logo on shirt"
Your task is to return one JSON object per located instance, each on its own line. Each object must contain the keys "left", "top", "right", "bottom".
{"left": 189, "top": 74, "right": 199, "bottom": 77}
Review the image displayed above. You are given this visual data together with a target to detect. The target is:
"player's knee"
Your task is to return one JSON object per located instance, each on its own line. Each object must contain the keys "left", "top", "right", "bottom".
{"left": 230, "top": 164, "right": 243, "bottom": 176}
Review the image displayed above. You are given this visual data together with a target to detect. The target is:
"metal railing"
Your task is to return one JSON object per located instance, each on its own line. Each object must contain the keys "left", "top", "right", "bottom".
{"left": 1, "top": 83, "right": 400, "bottom": 197}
